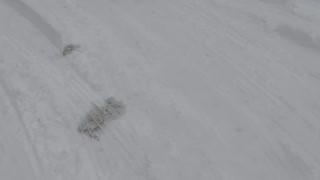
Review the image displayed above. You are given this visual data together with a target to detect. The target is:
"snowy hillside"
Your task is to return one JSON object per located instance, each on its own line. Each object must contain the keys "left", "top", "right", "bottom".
{"left": 1, "top": 0, "right": 320, "bottom": 179}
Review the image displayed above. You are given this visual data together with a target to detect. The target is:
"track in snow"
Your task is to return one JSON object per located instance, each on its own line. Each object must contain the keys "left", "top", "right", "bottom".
{"left": 1, "top": 0, "right": 320, "bottom": 180}
{"left": 2, "top": 0, "right": 63, "bottom": 50}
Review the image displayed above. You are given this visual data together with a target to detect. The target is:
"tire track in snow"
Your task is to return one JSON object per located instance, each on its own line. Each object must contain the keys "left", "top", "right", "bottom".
{"left": 188, "top": 3, "right": 320, "bottom": 165}
{"left": 42, "top": 1, "right": 141, "bottom": 164}
{"left": 166, "top": 0, "right": 319, "bottom": 135}
{"left": 8, "top": 33, "right": 137, "bottom": 177}
{"left": 3, "top": 0, "right": 162, "bottom": 178}
{"left": 104, "top": 2, "right": 320, "bottom": 176}
{"left": 2, "top": 33, "right": 100, "bottom": 177}
{"left": 2, "top": 36, "right": 105, "bottom": 180}
{"left": 0, "top": 80, "right": 44, "bottom": 180}
{"left": 1, "top": 0, "right": 63, "bottom": 50}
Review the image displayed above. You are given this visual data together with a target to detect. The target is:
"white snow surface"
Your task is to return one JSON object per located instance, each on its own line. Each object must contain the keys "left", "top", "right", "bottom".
{"left": 1, "top": 0, "right": 320, "bottom": 179}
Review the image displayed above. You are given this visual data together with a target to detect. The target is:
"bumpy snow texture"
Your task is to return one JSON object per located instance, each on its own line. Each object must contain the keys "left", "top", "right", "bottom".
{"left": 78, "top": 97, "right": 126, "bottom": 140}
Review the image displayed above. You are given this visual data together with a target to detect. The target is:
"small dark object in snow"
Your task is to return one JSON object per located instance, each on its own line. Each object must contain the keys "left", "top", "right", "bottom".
{"left": 78, "top": 97, "right": 126, "bottom": 140}
{"left": 63, "top": 44, "right": 80, "bottom": 56}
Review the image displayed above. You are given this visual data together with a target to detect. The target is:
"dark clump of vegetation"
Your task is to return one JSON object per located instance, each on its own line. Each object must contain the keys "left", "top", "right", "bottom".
{"left": 78, "top": 97, "right": 126, "bottom": 140}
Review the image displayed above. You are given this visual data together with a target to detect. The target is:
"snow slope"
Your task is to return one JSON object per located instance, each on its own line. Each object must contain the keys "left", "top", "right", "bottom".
{"left": 0, "top": 0, "right": 320, "bottom": 179}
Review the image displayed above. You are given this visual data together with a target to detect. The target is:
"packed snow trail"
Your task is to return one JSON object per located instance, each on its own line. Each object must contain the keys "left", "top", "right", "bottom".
{"left": 1, "top": 0, "right": 320, "bottom": 180}
{"left": 2, "top": 0, "right": 63, "bottom": 50}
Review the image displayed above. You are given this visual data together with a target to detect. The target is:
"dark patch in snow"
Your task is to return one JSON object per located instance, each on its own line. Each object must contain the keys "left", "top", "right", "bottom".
{"left": 78, "top": 97, "right": 126, "bottom": 140}
{"left": 275, "top": 24, "right": 320, "bottom": 53}
{"left": 62, "top": 44, "right": 80, "bottom": 56}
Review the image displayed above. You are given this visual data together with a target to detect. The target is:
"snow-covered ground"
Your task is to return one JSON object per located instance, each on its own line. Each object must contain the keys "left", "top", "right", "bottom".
{"left": 1, "top": 0, "right": 320, "bottom": 179}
